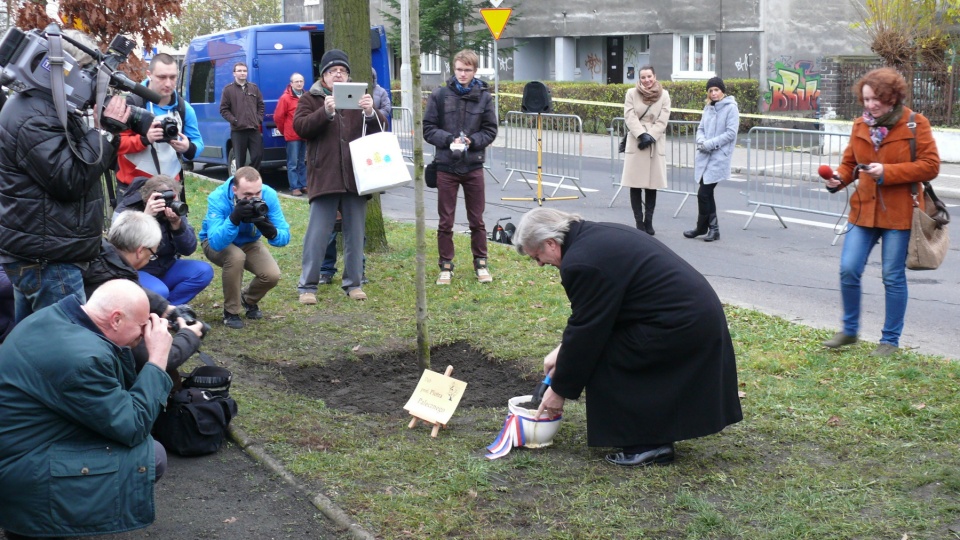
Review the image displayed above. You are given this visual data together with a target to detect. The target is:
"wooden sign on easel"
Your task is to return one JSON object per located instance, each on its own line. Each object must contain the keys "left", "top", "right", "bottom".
{"left": 404, "top": 365, "right": 467, "bottom": 437}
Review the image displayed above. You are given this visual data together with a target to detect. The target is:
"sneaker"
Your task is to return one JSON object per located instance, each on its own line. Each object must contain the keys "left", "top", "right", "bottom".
{"left": 476, "top": 267, "right": 493, "bottom": 283}
{"left": 348, "top": 288, "right": 367, "bottom": 301}
{"left": 241, "top": 297, "right": 263, "bottom": 319}
{"left": 223, "top": 310, "right": 244, "bottom": 329}
{"left": 870, "top": 343, "right": 899, "bottom": 357}
{"left": 436, "top": 262, "right": 454, "bottom": 285}
{"left": 822, "top": 331, "right": 858, "bottom": 349}
{"left": 299, "top": 292, "right": 318, "bottom": 305}
{"left": 318, "top": 274, "right": 334, "bottom": 285}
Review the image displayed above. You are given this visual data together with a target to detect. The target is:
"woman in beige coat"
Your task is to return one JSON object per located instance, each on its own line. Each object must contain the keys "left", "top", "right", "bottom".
{"left": 621, "top": 66, "right": 671, "bottom": 235}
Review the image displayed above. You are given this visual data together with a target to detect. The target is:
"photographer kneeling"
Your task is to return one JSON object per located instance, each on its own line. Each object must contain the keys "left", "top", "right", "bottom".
{"left": 83, "top": 211, "right": 205, "bottom": 373}
{"left": 116, "top": 175, "right": 214, "bottom": 305}
{"left": 199, "top": 166, "right": 290, "bottom": 329}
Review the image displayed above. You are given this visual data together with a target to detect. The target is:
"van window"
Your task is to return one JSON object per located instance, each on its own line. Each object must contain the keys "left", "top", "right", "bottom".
{"left": 189, "top": 61, "right": 216, "bottom": 104}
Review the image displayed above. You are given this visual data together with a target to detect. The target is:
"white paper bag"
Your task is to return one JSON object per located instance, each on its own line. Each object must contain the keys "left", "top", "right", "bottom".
{"left": 350, "top": 131, "right": 412, "bottom": 196}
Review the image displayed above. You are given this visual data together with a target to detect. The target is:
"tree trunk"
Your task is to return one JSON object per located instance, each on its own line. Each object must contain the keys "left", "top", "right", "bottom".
{"left": 325, "top": 0, "right": 388, "bottom": 253}
{"left": 410, "top": 0, "right": 429, "bottom": 370}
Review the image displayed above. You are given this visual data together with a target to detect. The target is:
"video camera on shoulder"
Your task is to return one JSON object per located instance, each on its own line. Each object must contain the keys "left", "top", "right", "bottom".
{"left": 157, "top": 189, "right": 188, "bottom": 216}
{"left": 0, "top": 24, "right": 161, "bottom": 137}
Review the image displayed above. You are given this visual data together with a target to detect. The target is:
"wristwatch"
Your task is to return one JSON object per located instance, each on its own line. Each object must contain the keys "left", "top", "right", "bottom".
{"left": 97, "top": 129, "right": 115, "bottom": 143}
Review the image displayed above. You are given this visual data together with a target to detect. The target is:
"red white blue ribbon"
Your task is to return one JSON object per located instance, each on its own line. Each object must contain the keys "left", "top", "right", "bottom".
{"left": 485, "top": 413, "right": 526, "bottom": 460}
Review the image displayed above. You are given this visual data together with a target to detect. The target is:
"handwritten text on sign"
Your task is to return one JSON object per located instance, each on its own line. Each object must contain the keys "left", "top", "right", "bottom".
{"left": 403, "top": 369, "right": 467, "bottom": 425}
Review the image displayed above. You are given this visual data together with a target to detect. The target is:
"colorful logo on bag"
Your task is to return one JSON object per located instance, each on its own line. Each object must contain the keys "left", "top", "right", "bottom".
{"left": 365, "top": 152, "right": 393, "bottom": 167}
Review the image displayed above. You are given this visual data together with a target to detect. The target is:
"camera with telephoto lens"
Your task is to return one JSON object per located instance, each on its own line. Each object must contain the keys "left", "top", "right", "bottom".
{"left": 167, "top": 304, "right": 210, "bottom": 338}
{"left": 0, "top": 24, "right": 159, "bottom": 137}
{"left": 159, "top": 117, "right": 179, "bottom": 142}
{"left": 157, "top": 189, "right": 188, "bottom": 216}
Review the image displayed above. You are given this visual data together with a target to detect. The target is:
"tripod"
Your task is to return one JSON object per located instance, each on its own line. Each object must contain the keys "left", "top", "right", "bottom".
{"left": 502, "top": 112, "right": 579, "bottom": 206}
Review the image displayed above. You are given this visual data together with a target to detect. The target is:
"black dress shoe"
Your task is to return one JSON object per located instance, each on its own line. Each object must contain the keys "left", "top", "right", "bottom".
{"left": 604, "top": 443, "right": 675, "bottom": 467}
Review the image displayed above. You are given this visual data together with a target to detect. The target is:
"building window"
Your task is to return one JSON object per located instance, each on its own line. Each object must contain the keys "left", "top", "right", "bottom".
{"left": 421, "top": 53, "right": 443, "bottom": 74}
{"left": 675, "top": 34, "right": 716, "bottom": 79}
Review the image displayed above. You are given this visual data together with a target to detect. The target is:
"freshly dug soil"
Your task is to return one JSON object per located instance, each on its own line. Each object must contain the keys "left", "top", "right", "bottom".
{"left": 276, "top": 342, "right": 540, "bottom": 415}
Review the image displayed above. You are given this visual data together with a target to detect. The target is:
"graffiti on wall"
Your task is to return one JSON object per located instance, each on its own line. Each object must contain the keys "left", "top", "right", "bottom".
{"left": 763, "top": 59, "right": 824, "bottom": 112}
{"left": 585, "top": 54, "right": 603, "bottom": 76}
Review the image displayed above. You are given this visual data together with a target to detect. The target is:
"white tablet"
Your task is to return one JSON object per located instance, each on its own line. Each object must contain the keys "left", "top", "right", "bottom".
{"left": 333, "top": 82, "right": 368, "bottom": 110}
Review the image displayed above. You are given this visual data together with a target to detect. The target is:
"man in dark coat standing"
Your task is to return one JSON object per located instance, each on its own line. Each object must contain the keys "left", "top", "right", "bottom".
{"left": 513, "top": 208, "right": 742, "bottom": 467}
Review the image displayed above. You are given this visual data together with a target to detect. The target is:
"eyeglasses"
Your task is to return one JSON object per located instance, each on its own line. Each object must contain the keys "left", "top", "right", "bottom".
{"left": 325, "top": 69, "right": 348, "bottom": 76}
{"left": 146, "top": 247, "right": 158, "bottom": 261}
{"left": 455, "top": 68, "right": 475, "bottom": 73}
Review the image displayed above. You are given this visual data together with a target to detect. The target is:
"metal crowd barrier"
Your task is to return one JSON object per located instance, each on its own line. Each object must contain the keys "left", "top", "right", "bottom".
{"left": 608, "top": 118, "right": 700, "bottom": 215}
{"left": 393, "top": 107, "right": 414, "bottom": 163}
{"left": 501, "top": 111, "right": 584, "bottom": 196}
{"left": 744, "top": 127, "right": 851, "bottom": 242}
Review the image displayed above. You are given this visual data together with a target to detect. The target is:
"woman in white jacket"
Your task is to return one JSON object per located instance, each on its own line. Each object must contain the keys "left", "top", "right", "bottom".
{"left": 684, "top": 77, "right": 740, "bottom": 242}
{"left": 621, "top": 66, "right": 671, "bottom": 235}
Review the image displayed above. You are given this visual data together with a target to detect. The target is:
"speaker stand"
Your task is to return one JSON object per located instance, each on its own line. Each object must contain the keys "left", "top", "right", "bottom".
{"left": 502, "top": 113, "right": 579, "bottom": 206}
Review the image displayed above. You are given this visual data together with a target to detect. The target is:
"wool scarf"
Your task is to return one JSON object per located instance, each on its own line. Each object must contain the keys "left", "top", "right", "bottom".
{"left": 862, "top": 104, "right": 903, "bottom": 151}
{"left": 637, "top": 80, "right": 662, "bottom": 105}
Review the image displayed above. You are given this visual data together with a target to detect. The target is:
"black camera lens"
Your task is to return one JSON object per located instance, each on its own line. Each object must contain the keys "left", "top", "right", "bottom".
{"left": 125, "top": 105, "right": 155, "bottom": 137}
{"left": 249, "top": 197, "right": 269, "bottom": 217}
{"left": 158, "top": 189, "right": 188, "bottom": 216}
{"left": 160, "top": 117, "right": 179, "bottom": 141}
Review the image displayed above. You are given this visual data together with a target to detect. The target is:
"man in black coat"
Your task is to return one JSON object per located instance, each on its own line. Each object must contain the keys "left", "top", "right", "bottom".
{"left": 0, "top": 30, "right": 132, "bottom": 322}
{"left": 513, "top": 208, "right": 743, "bottom": 467}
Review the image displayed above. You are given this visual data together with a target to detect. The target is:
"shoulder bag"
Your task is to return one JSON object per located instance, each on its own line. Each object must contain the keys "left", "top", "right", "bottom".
{"left": 903, "top": 112, "right": 950, "bottom": 270}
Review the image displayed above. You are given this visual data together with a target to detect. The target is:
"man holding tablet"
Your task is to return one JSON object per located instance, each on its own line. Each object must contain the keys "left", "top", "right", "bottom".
{"left": 293, "top": 50, "right": 385, "bottom": 303}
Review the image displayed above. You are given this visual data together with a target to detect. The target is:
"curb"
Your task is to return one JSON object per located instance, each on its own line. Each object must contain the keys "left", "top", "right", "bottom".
{"left": 228, "top": 425, "right": 378, "bottom": 540}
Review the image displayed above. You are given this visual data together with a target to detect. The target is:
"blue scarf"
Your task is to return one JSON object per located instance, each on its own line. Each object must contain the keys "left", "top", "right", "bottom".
{"left": 454, "top": 78, "right": 479, "bottom": 96}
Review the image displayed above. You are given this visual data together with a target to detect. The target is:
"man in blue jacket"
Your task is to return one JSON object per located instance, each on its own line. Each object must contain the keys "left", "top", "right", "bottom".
{"left": 200, "top": 166, "right": 290, "bottom": 329}
{"left": 0, "top": 279, "right": 173, "bottom": 538}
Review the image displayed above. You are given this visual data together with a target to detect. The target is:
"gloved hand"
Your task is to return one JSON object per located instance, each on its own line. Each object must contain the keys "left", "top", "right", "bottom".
{"left": 229, "top": 198, "right": 256, "bottom": 226}
{"left": 254, "top": 217, "right": 278, "bottom": 240}
{"left": 637, "top": 133, "right": 655, "bottom": 150}
{"left": 696, "top": 142, "right": 707, "bottom": 152}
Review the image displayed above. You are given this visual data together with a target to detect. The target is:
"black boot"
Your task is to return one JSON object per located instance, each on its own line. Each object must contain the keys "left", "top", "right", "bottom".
{"left": 704, "top": 213, "right": 720, "bottom": 242}
{"left": 643, "top": 189, "right": 657, "bottom": 235}
{"left": 629, "top": 188, "right": 644, "bottom": 230}
{"left": 683, "top": 215, "right": 708, "bottom": 238}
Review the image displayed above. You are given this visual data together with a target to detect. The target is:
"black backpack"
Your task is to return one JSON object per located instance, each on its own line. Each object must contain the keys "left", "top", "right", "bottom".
{"left": 152, "top": 355, "right": 238, "bottom": 456}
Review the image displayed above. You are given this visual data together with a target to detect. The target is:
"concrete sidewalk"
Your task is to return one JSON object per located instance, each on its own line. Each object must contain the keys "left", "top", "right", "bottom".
{"left": 489, "top": 130, "right": 960, "bottom": 199}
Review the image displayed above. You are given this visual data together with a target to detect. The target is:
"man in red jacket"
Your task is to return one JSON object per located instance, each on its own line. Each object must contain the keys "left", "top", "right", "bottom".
{"left": 274, "top": 72, "right": 307, "bottom": 196}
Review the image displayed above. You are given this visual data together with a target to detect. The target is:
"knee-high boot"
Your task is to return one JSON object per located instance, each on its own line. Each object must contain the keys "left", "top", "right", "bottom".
{"left": 629, "top": 188, "right": 645, "bottom": 230}
{"left": 643, "top": 189, "right": 657, "bottom": 235}
{"left": 704, "top": 213, "right": 720, "bottom": 242}
{"left": 683, "top": 192, "right": 710, "bottom": 238}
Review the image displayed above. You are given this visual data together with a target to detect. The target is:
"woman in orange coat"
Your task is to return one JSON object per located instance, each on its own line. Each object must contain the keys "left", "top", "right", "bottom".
{"left": 822, "top": 67, "right": 940, "bottom": 356}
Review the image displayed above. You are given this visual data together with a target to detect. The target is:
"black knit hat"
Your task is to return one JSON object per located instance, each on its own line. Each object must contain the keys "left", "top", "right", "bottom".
{"left": 706, "top": 76, "right": 726, "bottom": 93}
{"left": 320, "top": 49, "right": 350, "bottom": 75}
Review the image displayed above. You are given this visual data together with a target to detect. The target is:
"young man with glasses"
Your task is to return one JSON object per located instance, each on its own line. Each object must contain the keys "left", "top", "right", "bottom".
{"left": 220, "top": 62, "right": 265, "bottom": 169}
{"left": 423, "top": 49, "right": 499, "bottom": 285}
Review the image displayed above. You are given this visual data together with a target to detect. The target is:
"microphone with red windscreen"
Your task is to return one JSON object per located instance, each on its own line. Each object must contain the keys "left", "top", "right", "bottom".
{"left": 818, "top": 164, "right": 837, "bottom": 180}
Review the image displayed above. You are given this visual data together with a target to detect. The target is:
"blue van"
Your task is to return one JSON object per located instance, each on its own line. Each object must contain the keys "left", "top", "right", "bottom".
{"left": 180, "top": 22, "right": 392, "bottom": 172}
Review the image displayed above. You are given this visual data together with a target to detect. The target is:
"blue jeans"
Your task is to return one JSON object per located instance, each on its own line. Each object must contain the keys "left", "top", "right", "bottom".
{"left": 286, "top": 140, "right": 307, "bottom": 191}
{"left": 139, "top": 259, "right": 215, "bottom": 305}
{"left": 320, "top": 231, "right": 367, "bottom": 277}
{"left": 838, "top": 225, "right": 910, "bottom": 346}
{"left": 2, "top": 261, "right": 86, "bottom": 323}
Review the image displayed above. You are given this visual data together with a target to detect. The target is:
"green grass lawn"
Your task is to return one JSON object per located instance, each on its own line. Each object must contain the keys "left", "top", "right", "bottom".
{"left": 181, "top": 174, "right": 960, "bottom": 539}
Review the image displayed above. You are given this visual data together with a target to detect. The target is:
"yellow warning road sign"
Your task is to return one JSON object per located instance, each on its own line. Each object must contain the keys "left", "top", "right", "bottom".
{"left": 480, "top": 8, "right": 512, "bottom": 41}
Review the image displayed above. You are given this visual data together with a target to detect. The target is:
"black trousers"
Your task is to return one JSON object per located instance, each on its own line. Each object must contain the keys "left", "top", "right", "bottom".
{"left": 697, "top": 180, "right": 718, "bottom": 216}
{"left": 231, "top": 129, "right": 263, "bottom": 170}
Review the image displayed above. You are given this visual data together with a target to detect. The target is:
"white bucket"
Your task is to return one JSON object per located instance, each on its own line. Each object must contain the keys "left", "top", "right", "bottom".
{"left": 507, "top": 395, "right": 563, "bottom": 448}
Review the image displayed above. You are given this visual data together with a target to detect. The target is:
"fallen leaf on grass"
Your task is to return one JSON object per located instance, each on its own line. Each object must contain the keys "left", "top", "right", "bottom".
{"left": 352, "top": 344, "right": 361, "bottom": 352}
{"left": 738, "top": 391, "right": 747, "bottom": 398}
{"left": 537, "top": 317, "right": 547, "bottom": 322}
{"left": 827, "top": 415, "right": 842, "bottom": 426}
{"left": 913, "top": 403, "right": 926, "bottom": 410}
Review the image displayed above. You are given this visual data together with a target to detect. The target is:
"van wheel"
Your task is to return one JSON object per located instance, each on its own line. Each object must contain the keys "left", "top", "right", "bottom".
{"left": 228, "top": 148, "right": 238, "bottom": 177}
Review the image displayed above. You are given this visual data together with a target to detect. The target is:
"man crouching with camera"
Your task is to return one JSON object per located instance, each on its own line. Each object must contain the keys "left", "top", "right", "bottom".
{"left": 0, "top": 29, "right": 134, "bottom": 323}
{"left": 116, "top": 174, "right": 214, "bottom": 305}
{"left": 200, "top": 166, "right": 290, "bottom": 329}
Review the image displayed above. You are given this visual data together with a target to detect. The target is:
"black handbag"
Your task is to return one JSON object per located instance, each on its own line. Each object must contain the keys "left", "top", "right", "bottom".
{"left": 152, "top": 354, "right": 238, "bottom": 456}
{"left": 425, "top": 162, "right": 438, "bottom": 188}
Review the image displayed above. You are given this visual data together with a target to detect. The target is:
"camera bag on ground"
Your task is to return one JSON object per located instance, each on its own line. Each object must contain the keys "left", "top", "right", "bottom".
{"left": 152, "top": 351, "right": 238, "bottom": 456}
